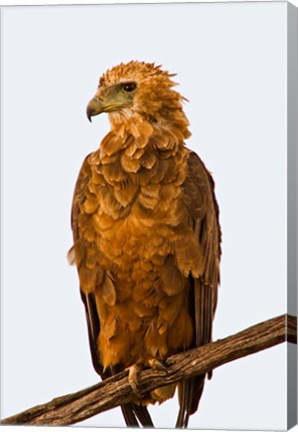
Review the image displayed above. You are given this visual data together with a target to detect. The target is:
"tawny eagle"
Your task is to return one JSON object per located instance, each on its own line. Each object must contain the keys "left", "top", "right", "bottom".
{"left": 68, "top": 61, "right": 221, "bottom": 428}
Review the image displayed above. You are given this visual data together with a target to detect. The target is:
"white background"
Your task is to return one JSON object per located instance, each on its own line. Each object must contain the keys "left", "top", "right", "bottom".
{"left": 1, "top": 1, "right": 294, "bottom": 431}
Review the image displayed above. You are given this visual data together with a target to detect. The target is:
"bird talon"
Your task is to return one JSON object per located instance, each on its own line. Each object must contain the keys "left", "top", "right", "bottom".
{"left": 148, "top": 358, "right": 169, "bottom": 374}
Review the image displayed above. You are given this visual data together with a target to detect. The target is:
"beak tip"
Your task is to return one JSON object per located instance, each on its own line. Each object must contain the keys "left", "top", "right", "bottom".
{"left": 86, "top": 96, "right": 104, "bottom": 122}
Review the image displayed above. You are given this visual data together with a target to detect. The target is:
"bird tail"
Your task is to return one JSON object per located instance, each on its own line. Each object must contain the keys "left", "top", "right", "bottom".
{"left": 121, "top": 403, "right": 154, "bottom": 428}
{"left": 175, "top": 374, "right": 206, "bottom": 428}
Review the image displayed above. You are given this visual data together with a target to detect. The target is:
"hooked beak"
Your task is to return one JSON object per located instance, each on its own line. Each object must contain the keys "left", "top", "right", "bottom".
{"left": 86, "top": 96, "right": 105, "bottom": 122}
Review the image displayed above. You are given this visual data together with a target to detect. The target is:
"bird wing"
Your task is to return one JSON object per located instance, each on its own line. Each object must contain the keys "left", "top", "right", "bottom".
{"left": 70, "top": 154, "right": 154, "bottom": 428}
{"left": 176, "top": 150, "right": 221, "bottom": 428}
{"left": 70, "top": 154, "right": 103, "bottom": 376}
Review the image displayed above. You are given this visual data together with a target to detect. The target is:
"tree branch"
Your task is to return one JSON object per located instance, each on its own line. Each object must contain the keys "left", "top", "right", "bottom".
{"left": 2, "top": 313, "right": 296, "bottom": 426}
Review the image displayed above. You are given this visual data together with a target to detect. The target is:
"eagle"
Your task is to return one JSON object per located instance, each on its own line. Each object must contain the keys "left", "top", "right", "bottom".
{"left": 68, "top": 61, "right": 221, "bottom": 428}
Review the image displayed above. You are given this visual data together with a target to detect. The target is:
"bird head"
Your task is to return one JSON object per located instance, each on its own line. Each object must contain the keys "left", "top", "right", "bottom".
{"left": 86, "top": 61, "right": 188, "bottom": 127}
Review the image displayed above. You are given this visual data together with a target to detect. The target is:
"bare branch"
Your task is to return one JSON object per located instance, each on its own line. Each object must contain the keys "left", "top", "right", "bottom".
{"left": 2, "top": 314, "right": 296, "bottom": 426}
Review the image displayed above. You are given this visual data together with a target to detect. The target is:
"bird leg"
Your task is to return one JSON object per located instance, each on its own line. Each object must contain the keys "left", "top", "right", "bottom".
{"left": 148, "top": 358, "right": 174, "bottom": 403}
{"left": 126, "top": 358, "right": 169, "bottom": 397}
{"left": 127, "top": 363, "right": 142, "bottom": 396}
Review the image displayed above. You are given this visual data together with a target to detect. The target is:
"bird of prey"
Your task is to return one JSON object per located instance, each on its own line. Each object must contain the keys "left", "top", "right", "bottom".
{"left": 68, "top": 61, "right": 221, "bottom": 428}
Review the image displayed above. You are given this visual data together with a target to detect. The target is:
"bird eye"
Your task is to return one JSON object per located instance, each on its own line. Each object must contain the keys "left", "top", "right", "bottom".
{"left": 122, "top": 82, "right": 137, "bottom": 92}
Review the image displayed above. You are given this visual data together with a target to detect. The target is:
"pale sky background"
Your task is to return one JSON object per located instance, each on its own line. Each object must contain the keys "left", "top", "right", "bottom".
{"left": 1, "top": 1, "right": 292, "bottom": 431}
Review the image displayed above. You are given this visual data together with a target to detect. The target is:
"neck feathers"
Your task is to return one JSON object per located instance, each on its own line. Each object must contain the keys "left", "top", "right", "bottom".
{"left": 89, "top": 111, "right": 191, "bottom": 200}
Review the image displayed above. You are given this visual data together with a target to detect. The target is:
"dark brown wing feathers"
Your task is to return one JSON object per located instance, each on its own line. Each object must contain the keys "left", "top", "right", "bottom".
{"left": 81, "top": 292, "right": 103, "bottom": 377}
{"left": 176, "top": 151, "right": 221, "bottom": 428}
